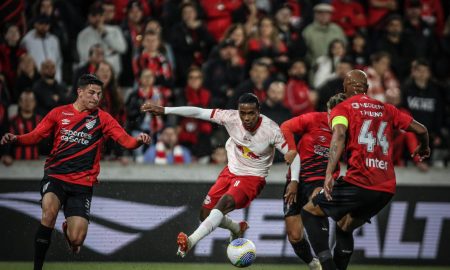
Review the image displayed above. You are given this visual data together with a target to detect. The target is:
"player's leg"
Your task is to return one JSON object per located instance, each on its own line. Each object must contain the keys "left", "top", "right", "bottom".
{"left": 35, "top": 178, "right": 63, "bottom": 270}
{"left": 62, "top": 183, "right": 93, "bottom": 254}
{"left": 333, "top": 214, "right": 365, "bottom": 270}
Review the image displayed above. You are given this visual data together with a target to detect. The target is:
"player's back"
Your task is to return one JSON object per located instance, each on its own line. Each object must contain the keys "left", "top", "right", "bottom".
{"left": 330, "top": 94, "right": 413, "bottom": 194}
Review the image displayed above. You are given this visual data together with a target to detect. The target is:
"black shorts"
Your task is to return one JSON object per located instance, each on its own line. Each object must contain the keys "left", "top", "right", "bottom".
{"left": 40, "top": 177, "right": 93, "bottom": 221}
{"left": 312, "top": 177, "right": 393, "bottom": 223}
{"left": 283, "top": 180, "right": 324, "bottom": 217}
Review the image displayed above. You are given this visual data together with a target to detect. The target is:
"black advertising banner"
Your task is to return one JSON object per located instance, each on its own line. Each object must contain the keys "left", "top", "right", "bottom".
{"left": 1, "top": 180, "right": 450, "bottom": 265}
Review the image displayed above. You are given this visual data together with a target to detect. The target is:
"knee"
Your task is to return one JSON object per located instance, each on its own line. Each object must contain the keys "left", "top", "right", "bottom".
{"left": 287, "top": 229, "right": 304, "bottom": 244}
{"left": 199, "top": 208, "right": 210, "bottom": 221}
{"left": 216, "top": 195, "right": 235, "bottom": 212}
{"left": 67, "top": 230, "right": 86, "bottom": 247}
{"left": 41, "top": 208, "right": 58, "bottom": 226}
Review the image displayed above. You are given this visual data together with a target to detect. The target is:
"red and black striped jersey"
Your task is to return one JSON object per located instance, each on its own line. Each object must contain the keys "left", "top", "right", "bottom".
{"left": 9, "top": 113, "right": 42, "bottom": 160}
{"left": 16, "top": 104, "right": 140, "bottom": 186}
{"left": 282, "top": 112, "right": 339, "bottom": 182}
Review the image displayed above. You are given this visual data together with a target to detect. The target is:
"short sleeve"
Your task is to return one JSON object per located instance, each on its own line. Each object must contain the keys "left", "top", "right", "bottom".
{"left": 273, "top": 124, "right": 287, "bottom": 151}
{"left": 387, "top": 104, "right": 413, "bottom": 131}
{"left": 209, "top": 109, "right": 237, "bottom": 125}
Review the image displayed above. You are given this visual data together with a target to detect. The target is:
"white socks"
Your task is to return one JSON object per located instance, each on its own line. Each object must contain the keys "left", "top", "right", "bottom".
{"left": 188, "top": 209, "right": 224, "bottom": 247}
{"left": 219, "top": 215, "right": 240, "bottom": 234}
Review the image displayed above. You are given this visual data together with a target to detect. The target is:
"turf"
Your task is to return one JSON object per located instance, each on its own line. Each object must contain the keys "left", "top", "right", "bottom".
{"left": 1, "top": 263, "right": 450, "bottom": 270}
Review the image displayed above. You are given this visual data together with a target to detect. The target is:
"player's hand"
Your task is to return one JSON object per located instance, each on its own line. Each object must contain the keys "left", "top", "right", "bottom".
{"left": 136, "top": 133, "right": 151, "bottom": 145}
{"left": 324, "top": 173, "right": 334, "bottom": 201}
{"left": 284, "top": 150, "right": 297, "bottom": 165}
{"left": 284, "top": 181, "right": 298, "bottom": 205}
{"left": 411, "top": 145, "right": 431, "bottom": 162}
{"left": 1, "top": 133, "right": 17, "bottom": 145}
{"left": 140, "top": 103, "right": 164, "bottom": 115}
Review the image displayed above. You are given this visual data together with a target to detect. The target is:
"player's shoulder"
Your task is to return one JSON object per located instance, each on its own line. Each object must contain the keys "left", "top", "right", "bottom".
{"left": 49, "top": 104, "right": 72, "bottom": 115}
{"left": 261, "top": 114, "right": 281, "bottom": 130}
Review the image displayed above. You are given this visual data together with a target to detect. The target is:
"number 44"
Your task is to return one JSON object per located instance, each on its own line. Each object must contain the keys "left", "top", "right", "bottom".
{"left": 358, "top": 120, "right": 389, "bottom": 155}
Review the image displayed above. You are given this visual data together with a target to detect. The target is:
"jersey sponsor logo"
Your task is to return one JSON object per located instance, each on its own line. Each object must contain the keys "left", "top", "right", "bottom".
{"left": 314, "top": 145, "right": 330, "bottom": 157}
{"left": 60, "top": 128, "right": 93, "bottom": 145}
{"left": 62, "top": 112, "right": 74, "bottom": 116}
{"left": 61, "top": 119, "right": 70, "bottom": 125}
{"left": 352, "top": 102, "right": 384, "bottom": 110}
{"left": 365, "top": 157, "right": 388, "bottom": 170}
{"left": 86, "top": 119, "right": 97, "bottom": 130}
{"left": 236, "top": 144, "right": 260, "bottom": 160}
{"left": 0, "top": 192, "right": 187, "bottom": 255}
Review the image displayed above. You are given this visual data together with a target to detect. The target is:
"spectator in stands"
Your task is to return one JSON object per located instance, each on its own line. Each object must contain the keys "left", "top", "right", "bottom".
{"left": 210, "top": 146, "right": 227, "bottom": 165}
{"left": 119, "top": 0, "right": 145, "bottom": 88}
{"left": 227, "top": 59, "right": 270, "bottom": 108}
{"left": 95, "top": 60, "right": 127, "bottom": 161}
{"left": 313, "top": 39, "right": 346, "bottom": 88}
{"left": 144, "top": 19, "right": 176, "bottom": 74}
{"left": 14, "top": 54, "right": 40, "bottom": 103}
{"left": 302, "top": 3, "right": 346, "bottom": 65}
{"left": 436, "top": 17, "right": 450, "bottom": 80}
{"left": 77, "top": 5, "right": 127, "bottom": 77}
{"left": 246, "top": 16, "right": 288, "bottom": 72}
{"left": 170, "top": 2, "right": 215, "bottom": 87}
{"left": 221, "top": 24, "right": 247, "bottom": 63}
{"left": 315, "top": 58, "right": 353, "bottom": 111}
{"left": 403, "top": 0, "right": 438, "bottom": 61}
{"left": 144, "top": 126, "right": 192, "bottom": 165}
{"left": 260, "top": 81, "right": 291, "bottom": 125}
{"left": 200, "top": 0, "right": 242, "bottom": 41}
{"left": 404, "top": 0, "right": 445, "bottom": 36}
{"left": 203, "top": 39, "right": 244, "bottom": 108}
{"left": 331, "top": 0, "right": 367, "bottom": 37}
{"left": 72, "top": 44, "right": 104, "bottom": 94}
{"left": 347, "top": 31, "right": 370, "bottom": 70}
{"left": 368, "top": 0, "right": 398, "bottom": 28}
{"left": 231, "top": 0, "right": 261, "bottom": 35}
{"left": 134, "top": 30, "right": 173, "bottom": 88}
{"left": 126, "top": 69, "right": 168, "bottom": 160}
{"left": 177, "top": 67, "right": 213, "bottom": 159}
{"left": 32, "top": 59, "right": 70, "bottom": 116}
{"left": 111, "top": 0, "right": 151, "bottom": 23}
{"left": 102, "top": 0, "right": 118, "bottom": 25}
{"left": 1, "top": 91, "right": 41, "bottom": 166}
{"left": 375, "top": 14, "right": 416, "bottom": 81}
{"left": 284, "top": 59, "right": 314, "bottom": 116}
{"left": 0, "top": 79, "right": 10, "bottom": 158}
{"left": 21, "top": 15, "right": 62, "bottom": 82}
{"left": 0, "top": 24, "right": 26, "bottom": 94}
{"left": 401, "top": 59, "right": 444, "bottom": 160}
{"left": 365, "top": 51, "right": 399, "bottom": 102}
{"left": 274, "top": 3, "right": 307, "bottom": 60}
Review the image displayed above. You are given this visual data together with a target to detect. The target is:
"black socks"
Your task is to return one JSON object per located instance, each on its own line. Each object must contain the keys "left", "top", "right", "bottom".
{"left": 301, "top": 209, "right": 336, "bottom": 270}
{"left": 291, "top": 237, "right": 314, "bottom": 264}
{"left": 334, "top": 225, "right": 354, "bottom": 270}
{"left": 34, "top": 224, "right": 53, "bottom": 270}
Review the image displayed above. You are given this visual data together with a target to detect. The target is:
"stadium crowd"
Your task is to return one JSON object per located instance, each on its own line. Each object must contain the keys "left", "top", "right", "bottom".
{"left": 1, "top": 0, "right": 449, "bottom": 170}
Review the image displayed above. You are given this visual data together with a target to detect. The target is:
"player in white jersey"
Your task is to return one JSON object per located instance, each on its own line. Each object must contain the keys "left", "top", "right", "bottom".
{"left": 141, "top": 93, "right": 308, "bottom": 260}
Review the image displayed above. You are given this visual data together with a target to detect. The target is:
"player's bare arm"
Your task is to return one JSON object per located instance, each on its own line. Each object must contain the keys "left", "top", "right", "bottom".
{"left": 140, "top": 102, "right": 165, "bottom": 115}
{"left": 0, "top": 133, "right": 17, "bottom": 145}
{"left": 407, "top": 120, "right": 430, "bottom": 161}
{"left": 325, "top": 124, "right": 347, "bottom": 201}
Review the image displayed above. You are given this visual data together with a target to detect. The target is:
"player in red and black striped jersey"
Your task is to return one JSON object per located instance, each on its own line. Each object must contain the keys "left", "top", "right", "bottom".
{"left": 300, "top": 70, "right": 430, "bottom": 270}
{"left": 1, "top": 74, "right": 151, "bottom": 270}
{"left": 280, "top": 93, "right": 345, "bottom": 270}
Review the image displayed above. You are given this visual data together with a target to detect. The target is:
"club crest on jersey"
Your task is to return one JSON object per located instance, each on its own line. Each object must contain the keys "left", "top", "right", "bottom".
{"left": 61, "top": 119, "right": 70, "bottom": 125}
{"left": 351, "top": 103, "right": 360, "bottom": 109}
{"left": 86, "top": 119, "right": 96, "bottom": 130}
{"left": 236, "top": 144, "right": 260, "bottom": 160}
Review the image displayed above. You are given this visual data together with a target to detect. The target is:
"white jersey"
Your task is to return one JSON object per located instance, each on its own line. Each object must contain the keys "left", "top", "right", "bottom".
{"left": 210, "top": 109, "right": 287, "bottom": 177}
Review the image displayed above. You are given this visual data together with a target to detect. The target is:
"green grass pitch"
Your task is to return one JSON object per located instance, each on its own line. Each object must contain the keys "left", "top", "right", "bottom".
{"left": 1, "top": 263, "right": 450, "bottom": 270}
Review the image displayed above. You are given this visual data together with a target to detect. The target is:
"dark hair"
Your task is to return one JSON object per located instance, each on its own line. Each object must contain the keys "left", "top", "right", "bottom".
{"left": 77, "top": 74, "right": 103, "bottom": 89}
{"left": 327, "top": 93, "right": 346, "bottom": 111}
{"left": 370, "top": 51, "right": 390, "bottom": 64}
{"left": 412, "top": 58, "right": 430, "bottom": 69}
{"left": 238, "top": 93, "right": 260, "bottom": 108}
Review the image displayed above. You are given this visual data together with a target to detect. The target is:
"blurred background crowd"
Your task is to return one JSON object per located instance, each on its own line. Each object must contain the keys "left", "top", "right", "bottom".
{"left": 1, "top": 0, "right": 449, "bottom": 171}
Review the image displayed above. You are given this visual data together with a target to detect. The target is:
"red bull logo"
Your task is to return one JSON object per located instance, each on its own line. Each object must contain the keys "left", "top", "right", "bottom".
{"left": 237, "top": 145, "right": 260, "bottom": 160}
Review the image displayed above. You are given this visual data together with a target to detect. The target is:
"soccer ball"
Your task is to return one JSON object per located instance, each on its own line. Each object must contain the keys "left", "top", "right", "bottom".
{"left": 227, "top": 238, "right": 256, "bottom": 268}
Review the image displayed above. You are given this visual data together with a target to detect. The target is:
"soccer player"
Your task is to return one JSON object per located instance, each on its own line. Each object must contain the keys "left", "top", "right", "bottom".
{"left": 300, "top": 70, "right": 430, "bottom": 270}
{"left": 141, "top": 93, "right": 301, "bottom": 258}
{"left": 281, "top": 93, "right": 346, "bottom": 270}
{"left": 1, "top": 74, "right": 151, "bottom": 270}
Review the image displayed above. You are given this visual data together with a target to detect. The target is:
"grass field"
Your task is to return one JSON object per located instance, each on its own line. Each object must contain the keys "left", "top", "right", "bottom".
{"left": 2, "top": 263, "right": 450, "bottom": 270}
